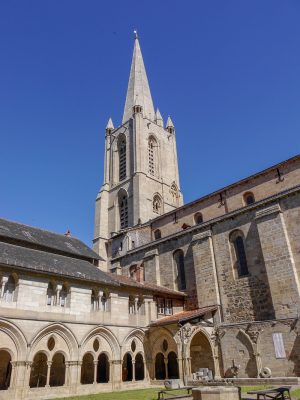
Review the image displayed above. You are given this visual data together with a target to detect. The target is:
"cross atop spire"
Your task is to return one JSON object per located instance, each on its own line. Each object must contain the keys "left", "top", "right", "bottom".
{"left": 122, "top": 33, "right": 155, "bottom": 123}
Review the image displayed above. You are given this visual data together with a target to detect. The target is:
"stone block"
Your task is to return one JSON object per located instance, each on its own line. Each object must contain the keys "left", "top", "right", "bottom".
{"left": 192, "top": 386, "right": 240, "bottom": 400}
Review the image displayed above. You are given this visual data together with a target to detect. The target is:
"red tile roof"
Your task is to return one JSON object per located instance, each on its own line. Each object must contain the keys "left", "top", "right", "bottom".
{"left": 149, "top": 305, "right": 218, "bottom": 327}
{"left": 110, "top": 274, "right": 186, "bottom": 297}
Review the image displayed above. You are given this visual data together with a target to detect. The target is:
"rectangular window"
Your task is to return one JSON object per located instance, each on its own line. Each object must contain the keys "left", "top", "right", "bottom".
{"left": 165, "top": 299, "right": 173, "bottom": 315}
{"left": 157, "top": 298, "right": 165, "bottom": 315}
{"left": 129, "top": 299, "right": 136, "bottom": 314}
{"left": 272, "top": 333, "right": 286, "bottom": 358}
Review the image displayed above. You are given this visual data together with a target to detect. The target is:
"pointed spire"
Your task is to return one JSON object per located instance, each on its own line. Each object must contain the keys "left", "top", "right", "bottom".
{"left": 106, "top": 117, "right": 114, "bottom": 132}
{"left": 122, "top": 32, "right": 155, "bottom": 123}
{"left": 166, "top": 116, "right": 174, "bottom": 127}
{"left": 155, "top": 109, "right": 163, "bottom": 127}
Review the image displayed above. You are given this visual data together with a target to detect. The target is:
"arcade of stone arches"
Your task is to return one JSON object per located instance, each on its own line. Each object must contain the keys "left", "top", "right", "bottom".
{"left": 0, "top": 319, "right": 219, "bottom": 397}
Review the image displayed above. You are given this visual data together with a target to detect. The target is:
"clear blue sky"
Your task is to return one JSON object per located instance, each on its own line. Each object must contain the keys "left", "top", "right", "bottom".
{"left": 0, "top": 1, "right": 299, "bottom": 245}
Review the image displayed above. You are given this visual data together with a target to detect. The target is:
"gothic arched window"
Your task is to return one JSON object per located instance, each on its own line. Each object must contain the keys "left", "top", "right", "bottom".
{"left": 118, "top": 136, "right": 126, "bottom": 181}
{"left": 119, "top": 193, "right": 128, "bottom": 229}
{"left": 173, "top": 249, "right": 186, "bottom": 291}
{"left": 170, "top": 183, "right": 179, "bottom": 206}
{"left": 148, "top": 137, "right": 158, "bottom": 176}
{"left": 153, "top": 195, "right": 162, "bottom": 215}
{"left": 230, "top": 231, "right": 249, "bottom": 277}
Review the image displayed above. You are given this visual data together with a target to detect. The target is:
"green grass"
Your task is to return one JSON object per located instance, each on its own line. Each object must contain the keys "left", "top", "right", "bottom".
{"left": 59, "top": 386, "right": 300, "bottom": 400}
{"left": 240, "top": 386, "right": 272, "bottom": 393}
{"left": 60, "top": 388, "right": 180, "bottom": 400}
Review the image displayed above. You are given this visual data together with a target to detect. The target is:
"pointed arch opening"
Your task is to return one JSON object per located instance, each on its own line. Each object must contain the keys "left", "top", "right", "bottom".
{"left": 97, "top": 353, "right": 110, "bottom": 383}
{"left": 118, "top": 135, "right": 127, "bottom": 181}
{"left": 167, "top": 351, "right": 179, "bottom": 379}
{"left": 135, "top": 353, "right": 144, "bottom": 381}
{"left": 81, "top": 353, "right": 94, "bottom": 385}
{"left": 155, "top": 352, "right": 165, "bottom": 380}
{"left": 170, "top": 183, "right": 179, "bottom": 206}
{"left": 148, "top": 136, "right": 158, "bottom": 176}
{"left": 0, "top": 350, "right": 12, "bottom": 390}
{"left": 153, "top": 194, "right": 163, "bottom": 215}
{"left": 118, "top": 190, "right": 129, "bottom": 229}
{"left": 190, "top": 331, "right": 214, "bottom": 377}
{"left": 50, "top": 352, "right": 65, "bottom": 387}
{"left": 29, "top": 352, "right": 48, "bottom": 388}
{"left": 230, "top": 230, "right": 249, "bottom": 277}
{"left": 122, "top": 352, "right": 133, "bottom": 382}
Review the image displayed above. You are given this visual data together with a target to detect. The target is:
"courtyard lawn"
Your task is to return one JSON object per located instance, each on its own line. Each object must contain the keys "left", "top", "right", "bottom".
{"left": 60, "top": 388, "right": 187, "bottom": 400}
{"left": 59, "top": 386, "right": 300, "bottom": 400}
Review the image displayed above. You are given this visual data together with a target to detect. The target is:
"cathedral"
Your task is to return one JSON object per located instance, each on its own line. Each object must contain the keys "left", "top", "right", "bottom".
{"left": 0, "top": 35, "right": 300, "bottom": 400}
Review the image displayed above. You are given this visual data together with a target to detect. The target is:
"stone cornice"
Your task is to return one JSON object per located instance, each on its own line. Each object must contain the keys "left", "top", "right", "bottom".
{"left": 192, "top": 229, "right": 212, "bottom": 242}
{"left": 255, "top": 203, "right": 281, "bottom": 220}
{"left": 143, "top": 249, "right": 158, "bottom": 259}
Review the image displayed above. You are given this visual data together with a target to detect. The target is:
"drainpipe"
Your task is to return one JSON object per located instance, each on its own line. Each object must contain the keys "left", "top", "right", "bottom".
{"left": 178, "top": 322, "right": 186, "bottom": 386}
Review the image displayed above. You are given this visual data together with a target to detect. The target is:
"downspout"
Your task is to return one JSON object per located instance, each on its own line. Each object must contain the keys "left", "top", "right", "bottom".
{"left": 178, "top": 322, "right": 186, "bottom": 386}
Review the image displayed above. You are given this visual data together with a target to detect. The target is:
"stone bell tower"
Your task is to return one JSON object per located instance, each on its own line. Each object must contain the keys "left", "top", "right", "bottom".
{"left": 93, "top": 33, "right": 183, "bottom": 267}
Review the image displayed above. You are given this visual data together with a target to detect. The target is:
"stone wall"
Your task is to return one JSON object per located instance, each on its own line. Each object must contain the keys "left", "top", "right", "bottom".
{"left": 219, "top": 320, "right": 300, "bottom": 378}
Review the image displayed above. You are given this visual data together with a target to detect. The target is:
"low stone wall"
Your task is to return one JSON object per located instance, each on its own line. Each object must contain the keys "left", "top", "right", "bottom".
{"left": 192, "top": 386, "right": 239, "bottom": 400}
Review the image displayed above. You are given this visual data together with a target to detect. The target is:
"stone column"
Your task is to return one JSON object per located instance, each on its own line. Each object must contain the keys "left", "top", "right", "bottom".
{"left": 213, "top": 355, "right": 221, "bottom": 380}
{"left": 255, "top": 203, "right": 300, "bottom": 318}
{"left": 10, "top": 361, "right": 17, "bottom": 388}
{"left": 76, "top": 361, "right": 82, "bottom": 386}
{"left": 56, "top": 284, "right": 62, "bottom": 306}
{"left": 0, "top": 276, "right": 8, "bottom": 298}
{"left": 112, "top": 360, "right": 122, "bottom": 390}
{"left": 132, "top": 361, "right": 136, "bottom": 381}
{"left": 45, "top": 361, "right": 52, "bottom": 387}
{"left": 93, "top": 360, "right": 97, "bottom": 384}
{"left": 25, "top": 362, "right": 32, "bottom": 388}
{"left": 145, "top": 358, "right": 151, "bottom": 381}
{"left": 187, "top": 357, "right": 192, "bottom": 377}
{"left": 177, "top": 357, "right": 184, "bottom": 382}
{"left": 109, "top": 360, "right": 113, "bottom": 384}
{"left": 65, "top": 361, "right": 70, "bottom": 386}
{"left": 164, "top": 357, "right": 168, "bottom": 379}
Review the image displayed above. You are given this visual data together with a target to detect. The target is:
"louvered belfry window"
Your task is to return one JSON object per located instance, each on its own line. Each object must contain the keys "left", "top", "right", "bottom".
{"left": 148, "top": 139, "right": 155, "bottom": 175}
{"left": 119, "top": 138, "right": 126, "bottom": 181}
{"left": 120, "top": 195, "right": 128, "bottom": 229}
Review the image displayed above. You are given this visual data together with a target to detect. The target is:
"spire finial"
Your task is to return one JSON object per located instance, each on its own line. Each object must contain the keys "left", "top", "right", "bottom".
{"left": 134, "top": 29, "right": 138, "bottom": 39}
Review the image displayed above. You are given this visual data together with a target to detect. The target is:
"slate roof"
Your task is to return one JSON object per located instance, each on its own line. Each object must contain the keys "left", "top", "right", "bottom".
{"left": 111, "top": 274, "right": 186, "bottom": 297}
{"left": 0, "top": 218, "right": 100, "bottom": 260}
{"left": 0, "top": 241, "right": 117, "bottom": 285}
{"left": 149, "top": 305, "right": 218, "bottom": 327}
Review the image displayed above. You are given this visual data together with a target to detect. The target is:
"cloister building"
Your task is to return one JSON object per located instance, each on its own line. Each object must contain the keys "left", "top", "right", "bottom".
{"left": 0, "top": 34, "right": 300, "bottom": 399}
